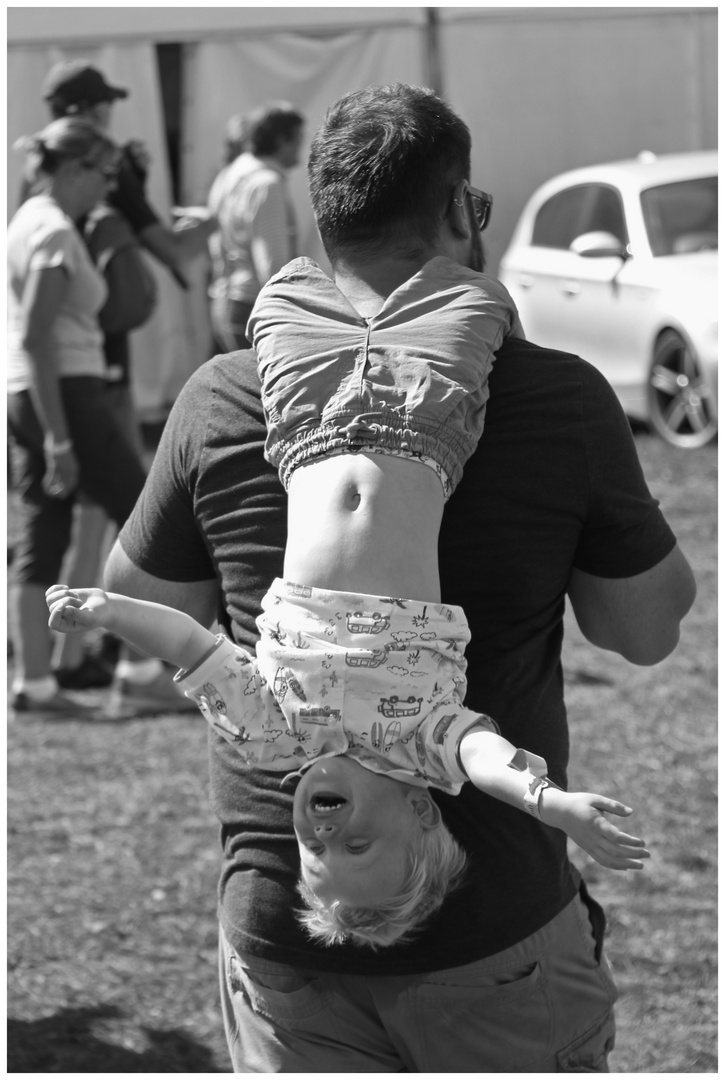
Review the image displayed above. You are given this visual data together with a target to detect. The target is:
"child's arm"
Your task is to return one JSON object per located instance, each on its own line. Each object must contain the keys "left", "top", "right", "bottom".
{"left": 46, "top": 584, "right": 217, "bottom": 674}
{"left": 459, "top": 727, "right": 649, "bottom": 871}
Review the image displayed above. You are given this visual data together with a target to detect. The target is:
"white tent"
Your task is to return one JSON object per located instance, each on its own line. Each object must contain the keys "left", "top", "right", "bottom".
{"left": 8, "top": 7, "right": 716, "bottom": 417}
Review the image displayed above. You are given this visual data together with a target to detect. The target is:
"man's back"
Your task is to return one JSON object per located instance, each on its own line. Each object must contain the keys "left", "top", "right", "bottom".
{"left": 116, "top": 334, "right": 676, "bottom": 974}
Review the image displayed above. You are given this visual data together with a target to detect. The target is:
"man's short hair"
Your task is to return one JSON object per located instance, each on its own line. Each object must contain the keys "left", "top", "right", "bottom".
{"left": 308, "top": 83, "right": 472, "bottom": 260}
{"left": 296, "top": 816, "right": 468, "bottom": 949}
{"left": 247, "top": 103, "right": 304, "bottom": 158}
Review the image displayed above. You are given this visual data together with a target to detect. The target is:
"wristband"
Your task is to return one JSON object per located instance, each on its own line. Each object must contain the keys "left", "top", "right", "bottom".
{"left": 44, "top": 437, "right": 73, "bottom": 455}
{"left": 507, "top": 747, "right": 552, "bottom": 821}
{"left": 523, "top": 775, "right": 553, "bottom": 820}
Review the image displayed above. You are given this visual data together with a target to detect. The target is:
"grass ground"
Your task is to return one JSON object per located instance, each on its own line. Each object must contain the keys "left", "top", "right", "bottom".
{"left": 6, "top": 430, "right": 717, "bottom": 1072}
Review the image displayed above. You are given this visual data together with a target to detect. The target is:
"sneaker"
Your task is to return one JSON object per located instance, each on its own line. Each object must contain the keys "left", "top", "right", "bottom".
{"left": 90, "top": 632, "right": 122, "bottom": 670}
{"left": 54, "top": 654, "right": 114, "bottom": 690}
{"left": 109, "top": 668, "right": 198, "bottom": 717}
{"left": 10, "top": 688, "right": 84, "bottom": 717}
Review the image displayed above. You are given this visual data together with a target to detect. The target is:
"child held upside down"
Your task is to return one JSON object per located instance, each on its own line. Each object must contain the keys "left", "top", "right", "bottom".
{"left": 47, "top": 252, "right": 649, "bottom": 949}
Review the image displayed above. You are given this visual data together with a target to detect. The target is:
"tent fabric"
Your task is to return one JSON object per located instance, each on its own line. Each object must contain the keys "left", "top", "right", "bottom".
{"left": 183, "top": 28, "right": 426, "bottom": 266}
{"left": 7, "top": 7, "right": 427, "bottom": 44}
{"left": 7, "top": 10, "right": 716, "bottom": 416}
{"left": 176, "top": 25, "right": 425, "bottom": 408}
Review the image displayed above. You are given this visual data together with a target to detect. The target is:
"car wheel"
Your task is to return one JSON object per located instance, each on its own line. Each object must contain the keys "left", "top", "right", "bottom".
{"left": 647, "top": 330, "right": 717, "bottom": 448}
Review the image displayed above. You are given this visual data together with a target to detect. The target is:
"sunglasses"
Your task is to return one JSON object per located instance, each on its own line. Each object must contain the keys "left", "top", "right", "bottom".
{"left": 81, "top": 160, "right": 121, "bottom": 179}
{"left": 467, "top": 185, "right": 493, "bottom": 232}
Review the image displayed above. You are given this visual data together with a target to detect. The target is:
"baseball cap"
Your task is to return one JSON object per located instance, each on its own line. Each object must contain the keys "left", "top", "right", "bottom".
{"left": 42, "top": 61, "right": 129, "bottom": 107}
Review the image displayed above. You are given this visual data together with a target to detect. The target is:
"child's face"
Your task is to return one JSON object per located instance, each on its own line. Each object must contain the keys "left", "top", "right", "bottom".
{"left": 292, "top": 757, "right": 424, "bottom": 907}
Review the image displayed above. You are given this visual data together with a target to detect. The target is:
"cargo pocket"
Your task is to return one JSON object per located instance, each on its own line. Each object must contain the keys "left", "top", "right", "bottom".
{"left": 228, "top": 954, "right": 331, "bottom": 1028}
{"left": 418, "top": 961, "right": 554, "bottom": 1071}
{"left": 556, "top": 1008, "right": 615, "bottom": 1072}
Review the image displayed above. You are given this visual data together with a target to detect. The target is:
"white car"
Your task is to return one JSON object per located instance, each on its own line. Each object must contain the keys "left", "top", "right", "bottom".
{"left": 500, "top": 151, "right": 717, "bottom": 447}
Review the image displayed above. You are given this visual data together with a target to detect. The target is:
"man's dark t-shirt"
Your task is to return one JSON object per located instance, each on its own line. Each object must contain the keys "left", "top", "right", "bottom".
{"left": 118, "top": 337, "right": 675, "bottom": 975}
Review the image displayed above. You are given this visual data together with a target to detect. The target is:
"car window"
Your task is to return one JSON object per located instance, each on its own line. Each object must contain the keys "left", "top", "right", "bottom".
{"left": 582, "top": 186, "right": 628, "bottom": 245}
{"left": 531, "top": 185, "right": 591, "bottom": 248}
{"left": 640, "top": 176, "right": 718, "bottom": 256}
{"left": 532, "top": 183, "right": 629, "bottom": 250}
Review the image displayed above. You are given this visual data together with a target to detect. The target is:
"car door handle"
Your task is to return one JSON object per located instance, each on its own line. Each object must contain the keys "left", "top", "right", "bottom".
{"left": 560, "top": 281, "right": 581, "bottom": 297}
{"left": 516, "top": 275, "right": 534, "bottom": 289}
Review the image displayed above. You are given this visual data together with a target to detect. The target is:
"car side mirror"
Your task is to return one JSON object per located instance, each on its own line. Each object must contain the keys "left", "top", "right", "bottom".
{"left": 570, "top": 232, "right": 629, "bottom": 259}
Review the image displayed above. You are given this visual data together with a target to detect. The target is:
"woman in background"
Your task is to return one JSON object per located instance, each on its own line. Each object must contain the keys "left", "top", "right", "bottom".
{"left": 7, "top": 117, "right": 146, "bottom": 713}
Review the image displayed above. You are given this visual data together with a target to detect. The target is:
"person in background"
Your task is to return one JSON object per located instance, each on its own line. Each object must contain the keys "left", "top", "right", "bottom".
{"left": 204, "top": 112, "right": 252, "bottom": 355}
{"left": 206, "top": 102, "right": 304, "bottom": 352}
{"left": 40, "top": 60, "right": 216, "bottom": 288}
{"left": 104, "top": 84, "right": 696, "bottom": 1070}
{"left": 36, "top": 59, "right": 213, "bottom": 709}
{"left": 7, "top": 118, "right": 146, "bottom": 714}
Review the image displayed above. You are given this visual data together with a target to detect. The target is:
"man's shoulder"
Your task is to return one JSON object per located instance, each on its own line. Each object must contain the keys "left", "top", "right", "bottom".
{"left": 497, "top": 334, "right": 584, "bottom": 366}
{"left": 482, "top": 334, "right": 627, "bottom": 453}
{"left": 177, "top": 349, "right": 265, "bottom": 427}
{"left": 494, "top": 335, "right": 613, "bottom": 393}
{"left": 194, "top": 346, "right": 260, "bottom": 382}
{"left": 224, "top": 154, "right": 282, "bottom": 193}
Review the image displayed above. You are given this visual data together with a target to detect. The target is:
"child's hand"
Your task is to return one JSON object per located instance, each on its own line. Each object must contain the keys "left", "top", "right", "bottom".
{"left": 543, "top": 790, "right": 650, "bottom": 871}
{"left": 46, "top": 585, "right": 112, "bottom": 634}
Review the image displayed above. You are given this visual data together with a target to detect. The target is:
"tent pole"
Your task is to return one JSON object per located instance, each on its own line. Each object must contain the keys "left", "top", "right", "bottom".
{"left": 425, "top": 7, "right": 442, "bottom": 95}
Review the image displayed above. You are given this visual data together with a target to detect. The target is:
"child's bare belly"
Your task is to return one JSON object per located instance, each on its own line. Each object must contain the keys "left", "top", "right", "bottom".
{"left": 284, "top": 453, "right": 444, "bottom": 602}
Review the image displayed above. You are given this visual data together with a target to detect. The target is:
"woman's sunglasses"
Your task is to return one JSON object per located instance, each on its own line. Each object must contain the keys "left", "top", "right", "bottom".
{"left": 81, "top": 160, "right": 121, "bottom": 179}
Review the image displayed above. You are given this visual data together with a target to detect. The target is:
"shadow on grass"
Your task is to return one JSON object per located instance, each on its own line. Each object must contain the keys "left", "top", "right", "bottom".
{"left": 565, "top": 669, "right": 615, "bottom": 686}
{"left": 8, "top": 1004, "right": 224, "bottom": 1073}
{"left": 10, "top": 699, "right": 197, "bottom": 724}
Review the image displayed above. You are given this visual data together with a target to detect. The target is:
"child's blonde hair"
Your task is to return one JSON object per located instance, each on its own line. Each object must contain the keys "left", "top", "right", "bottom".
{"left": 296, "top": 819, "right": 468, "bottom": 949}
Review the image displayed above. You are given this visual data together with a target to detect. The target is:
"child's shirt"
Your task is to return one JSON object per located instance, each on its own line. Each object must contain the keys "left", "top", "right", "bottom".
{"left": 248, "top": 256, "right": 522, "bottom": 498}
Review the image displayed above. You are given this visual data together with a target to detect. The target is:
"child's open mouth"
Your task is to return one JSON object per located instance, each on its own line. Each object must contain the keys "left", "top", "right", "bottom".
{"left": 310, "top": 793, "right": 348, "bottom": 813}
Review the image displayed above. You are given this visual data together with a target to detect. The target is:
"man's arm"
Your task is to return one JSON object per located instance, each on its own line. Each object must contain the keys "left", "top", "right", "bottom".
{"left": 249, "top": 181, "right": 294, "bottom": 285}
{"left": 104, "top": 540, "right": 220, "bottom": 629}
{"left": 137, "top": 219, "right": 216, "bottom": 289}
{"left": 567, "top": 544, "right": 696, "bottom": 665}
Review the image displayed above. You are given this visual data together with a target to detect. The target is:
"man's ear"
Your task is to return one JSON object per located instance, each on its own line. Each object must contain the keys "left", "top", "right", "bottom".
{"left": 409, "top": 791, "right": 442, "bottom": 830}
{"left": 447, "top": 178, "right": 472, "bottom": 239}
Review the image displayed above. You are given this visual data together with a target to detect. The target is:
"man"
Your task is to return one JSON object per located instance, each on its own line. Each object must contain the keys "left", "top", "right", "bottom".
{"left": 37, "top": 59, "right": 214, "bottom": 708}
{"left": 207, "top": 102, "right": 304, "bottom": 351}
{"left": 105, "top": 84, "right": 696, "bottom": 1071}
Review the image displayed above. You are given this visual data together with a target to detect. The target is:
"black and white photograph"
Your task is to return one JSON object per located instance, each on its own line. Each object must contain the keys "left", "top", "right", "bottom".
{"left": 7, "top": 5, "right": 717, "bottom": 1073}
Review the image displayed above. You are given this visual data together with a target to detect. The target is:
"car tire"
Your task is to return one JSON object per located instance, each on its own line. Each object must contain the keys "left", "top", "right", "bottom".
{"left": 647, "top": 329, "right": 717, "bottom": 448}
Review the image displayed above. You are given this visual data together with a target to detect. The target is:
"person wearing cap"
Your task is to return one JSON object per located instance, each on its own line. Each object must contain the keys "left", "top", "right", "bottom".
{"left": 33, "top": 59, "right": 211, "bottom": 710}
{"left": 41, "top": 60, "right": 216, "bottom": 284}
